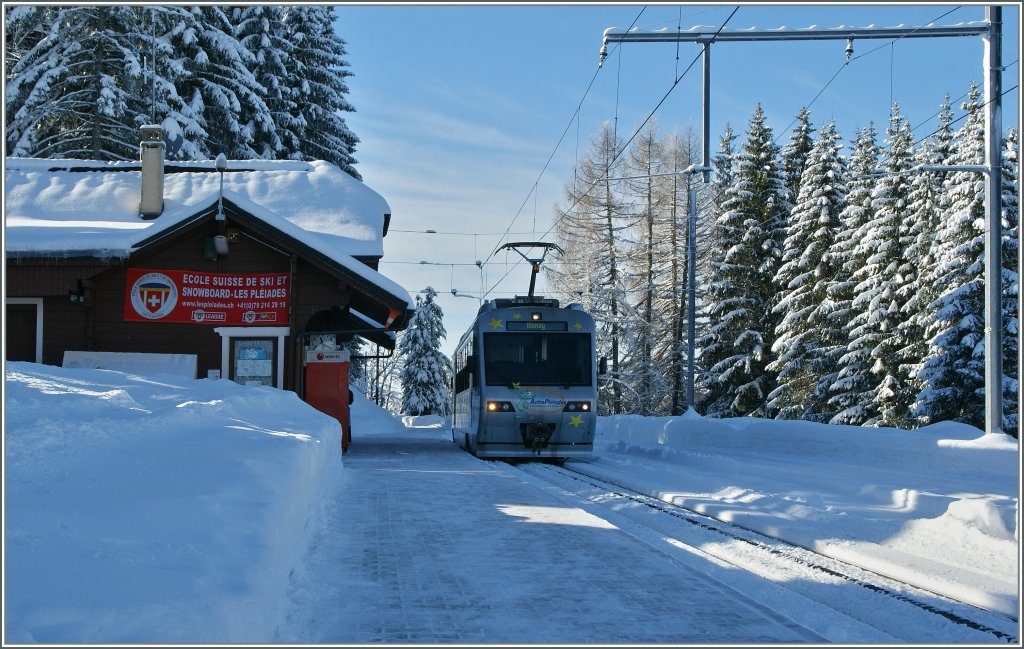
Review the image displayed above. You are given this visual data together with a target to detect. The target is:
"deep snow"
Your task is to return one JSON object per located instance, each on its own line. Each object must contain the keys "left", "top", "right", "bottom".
{"left": 3, "top": 362, "right": 1019, "bottom": 643}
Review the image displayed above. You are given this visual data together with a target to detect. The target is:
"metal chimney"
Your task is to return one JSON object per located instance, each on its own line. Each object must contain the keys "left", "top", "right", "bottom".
{"left": 139, "top": 125, "right": 165, "bottom": 219}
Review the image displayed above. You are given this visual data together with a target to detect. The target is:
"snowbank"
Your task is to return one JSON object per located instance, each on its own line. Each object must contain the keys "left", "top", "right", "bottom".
{"left": 4, "top": 362, "right": 1019, "bottom": 641}
{"left": 595, "top": 413, "right": 1020, "bottom": 616}
{"left": 4, "top": 362, "right": 343, "bottom": 643}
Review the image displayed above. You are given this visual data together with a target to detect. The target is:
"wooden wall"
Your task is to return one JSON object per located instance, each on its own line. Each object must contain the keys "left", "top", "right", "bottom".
{"left": 7, "top": 219, "right": 372, "bottom": 392}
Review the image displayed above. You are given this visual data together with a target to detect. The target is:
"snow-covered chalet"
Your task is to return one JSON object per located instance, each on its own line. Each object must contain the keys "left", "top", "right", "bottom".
{"left": 4, "top": 126, "right": 414, "bottom": 392}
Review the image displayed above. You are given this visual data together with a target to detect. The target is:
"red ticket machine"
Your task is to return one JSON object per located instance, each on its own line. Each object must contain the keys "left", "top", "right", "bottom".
{"left": 304, "top": 350, "right": 352, "bottom": 452}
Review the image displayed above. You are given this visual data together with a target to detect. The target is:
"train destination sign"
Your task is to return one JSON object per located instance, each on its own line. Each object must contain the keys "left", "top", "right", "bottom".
{"left": 506, "top": 321, "right": 568, "bottom": 331}
{"left": 124, "top": 268, "right": 290, "bottom": 325}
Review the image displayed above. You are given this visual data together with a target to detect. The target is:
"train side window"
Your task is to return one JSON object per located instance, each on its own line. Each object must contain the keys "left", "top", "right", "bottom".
{"left": 454, "top": 346, "right": 476, "bottom": 393}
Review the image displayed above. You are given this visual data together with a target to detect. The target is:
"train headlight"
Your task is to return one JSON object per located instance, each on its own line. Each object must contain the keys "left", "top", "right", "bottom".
{"left": 531, "top": 312, "right": 542, "bottom": 320}
{"left": 487, "top": 401, "right": 515, "bottom": 412}
{"left": 563, "top": 401, "right": 591, "bottom": 412}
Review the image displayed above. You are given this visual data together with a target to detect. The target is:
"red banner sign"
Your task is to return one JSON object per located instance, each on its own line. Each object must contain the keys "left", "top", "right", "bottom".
{"left": 124, "top": 268, "right": 289, "bottom": 325}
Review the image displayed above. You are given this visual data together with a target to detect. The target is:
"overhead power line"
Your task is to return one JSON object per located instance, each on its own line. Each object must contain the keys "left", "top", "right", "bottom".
{"left": 479, "top": 6, "right": 745, "bottom": 298}
{"left": 772, "top": 6, "right": 968, "bottom": 147}
{"left": 488, "top": 6, "right": 649, "bottom": 261}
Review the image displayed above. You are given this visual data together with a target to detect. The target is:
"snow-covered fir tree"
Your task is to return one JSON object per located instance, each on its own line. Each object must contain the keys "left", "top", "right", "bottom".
{"left": 898, "top": 95, "right": 956, "bottom": 427}
{"left": 399, "top": 288, "right": 452, "bottom": 417}
{"left": 281, "top": 6, "right": 360, "bottom": 178}
{"left": 827, "top": 124, "right": 881, "bottom": 425}
{"left": 915, "top": 84, "right": 988, "bottom": 429}
{"left": 165, "top": 6, "right": 274, "bottom": 160}
{"left": 3, "top": 5, "right": 51, "bottom": 78}
{"left": 767, "top": 120, "right": 847, "bottom": 421}
{"left": 5, "top": 6, "right": 152, "bottom": 159}
{"left": 699, "top": 124, "right": 737, "bottom": 227}
{"left": 232, "top": 5, "right": 291, "bottom": 159}
{"left": 829, "top": 104, "right": 917, "bottom": 429}
{"left": 781, "top": 106, "right": 815, "bottom": 205}
{"left": 689, "top": 125, "right": 738, "bottom": 415}
{"left": 698, "top": 124, "right": 737, "bottom": 279}
{"left": 5, "top": 5, "right": 362, "bottom": 170}
{"left": 1000, "top": 128, "right": 1019, "bottom": 434}
{"left": 5, "top": 5, "right": 56, "bottom": 149}
{"left": 698, "top": 104, "right": 790, "bottom": 418}
{"left": 860, "top": 103, "right": 918, "bottom": 427}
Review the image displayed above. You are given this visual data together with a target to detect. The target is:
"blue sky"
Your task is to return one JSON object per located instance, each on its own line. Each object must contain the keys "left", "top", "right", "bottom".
{"left": 332, "top": 3, "right": 1021, "bottom": 355}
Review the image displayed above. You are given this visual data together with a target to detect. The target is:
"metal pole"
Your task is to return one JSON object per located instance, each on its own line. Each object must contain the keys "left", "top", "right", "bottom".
{"left": 687, "top": 190, "right": 697, "bottom": 411}
{"left": 984, "top": 5, "right": 1003, "bottom": 436}
{"left": 702, "top": 43, "right": 711, "bottom": 184}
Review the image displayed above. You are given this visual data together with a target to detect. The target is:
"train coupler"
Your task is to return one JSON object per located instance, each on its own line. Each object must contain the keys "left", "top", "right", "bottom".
{"left": 521, "top": 422, "right": 554, "bottom": 454}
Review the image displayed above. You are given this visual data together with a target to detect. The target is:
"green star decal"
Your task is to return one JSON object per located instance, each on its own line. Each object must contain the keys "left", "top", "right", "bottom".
{"left": 512, "top": 312, "right": 522, "bottom": 320}
{"left": 569, "top": 415, "right": 584, "bottom": 427}
{"left": 489, "top": 318, "right": 502, "bottom": 330}
{"left": 511, "top": 382, "right": 521, "bottom": 391}
{"left": 574, "top": 322, "right": 583, "bottom": 331}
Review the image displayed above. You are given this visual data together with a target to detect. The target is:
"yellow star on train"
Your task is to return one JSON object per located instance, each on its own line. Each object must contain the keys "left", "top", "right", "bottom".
{"left": 512, "top": 312, "right": 522, "bottom": 320}
{"left": 569, "top": 414, "right": 583, "bottom": 427}
{"left": 574, "top": 322, "right": 583, "bottom": 331}
{"left": 489, "top": 318, "right": 502, "bottom": 330}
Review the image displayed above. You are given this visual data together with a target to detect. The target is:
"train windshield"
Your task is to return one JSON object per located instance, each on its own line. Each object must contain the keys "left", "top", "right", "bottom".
{"left": 483, "top": 332, "right": 592, "bottom": 387}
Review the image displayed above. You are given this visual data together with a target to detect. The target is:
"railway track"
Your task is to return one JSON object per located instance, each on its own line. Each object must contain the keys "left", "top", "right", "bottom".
{"left": 508, "top": 459, "right": 1019, "bottom": 644}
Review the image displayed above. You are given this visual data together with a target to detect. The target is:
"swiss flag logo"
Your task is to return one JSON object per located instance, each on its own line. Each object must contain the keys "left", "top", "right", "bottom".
{"left": 138, "top": 284, "right": 170, "bottom": 314}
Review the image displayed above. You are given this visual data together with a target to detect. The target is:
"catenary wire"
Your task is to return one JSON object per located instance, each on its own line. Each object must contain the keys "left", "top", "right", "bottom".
{"left": 486, "top": 6, "right": 648, "bottom": 264}
{"left": 481, "top": 6, "right": 742, "bottom": 301}
{"left": 772, "top": 6, "right": 966, "bottom": 147}
{"left": 910, "top": 59, "right": 1017, "bottom": 134}
{"left": 452, "top": 8, "right": 1012, "bottom": 296}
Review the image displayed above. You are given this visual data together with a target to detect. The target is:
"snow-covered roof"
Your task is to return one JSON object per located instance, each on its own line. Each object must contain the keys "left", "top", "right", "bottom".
{"left": 4, "top": 157, "right": 390, "bottom": 259}
{"left": 4, "top": 157, "right": 414, "bottom": 311}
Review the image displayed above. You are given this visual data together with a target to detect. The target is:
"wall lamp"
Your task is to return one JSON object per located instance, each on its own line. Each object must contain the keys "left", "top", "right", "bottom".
{"left": 213, "top": 234, "right": 230, "bottom": 255}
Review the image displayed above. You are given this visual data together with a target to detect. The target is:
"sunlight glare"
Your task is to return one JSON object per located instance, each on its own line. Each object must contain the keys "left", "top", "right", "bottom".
{"left": 497, "top": 505, "right": 618, "bottom": 529}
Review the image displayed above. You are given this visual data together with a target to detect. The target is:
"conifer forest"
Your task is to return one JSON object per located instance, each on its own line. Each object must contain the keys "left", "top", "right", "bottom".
{"left": 5, "top": 6, "right": 1019, "bottom": 434}
{"left": 546, "top": 98, "right": 1018, "bottom": 433}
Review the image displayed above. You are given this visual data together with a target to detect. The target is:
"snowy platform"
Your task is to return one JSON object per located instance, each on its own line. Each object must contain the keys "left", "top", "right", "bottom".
{"left": 277, "top": 415, "right": 821, "bottom": 643}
